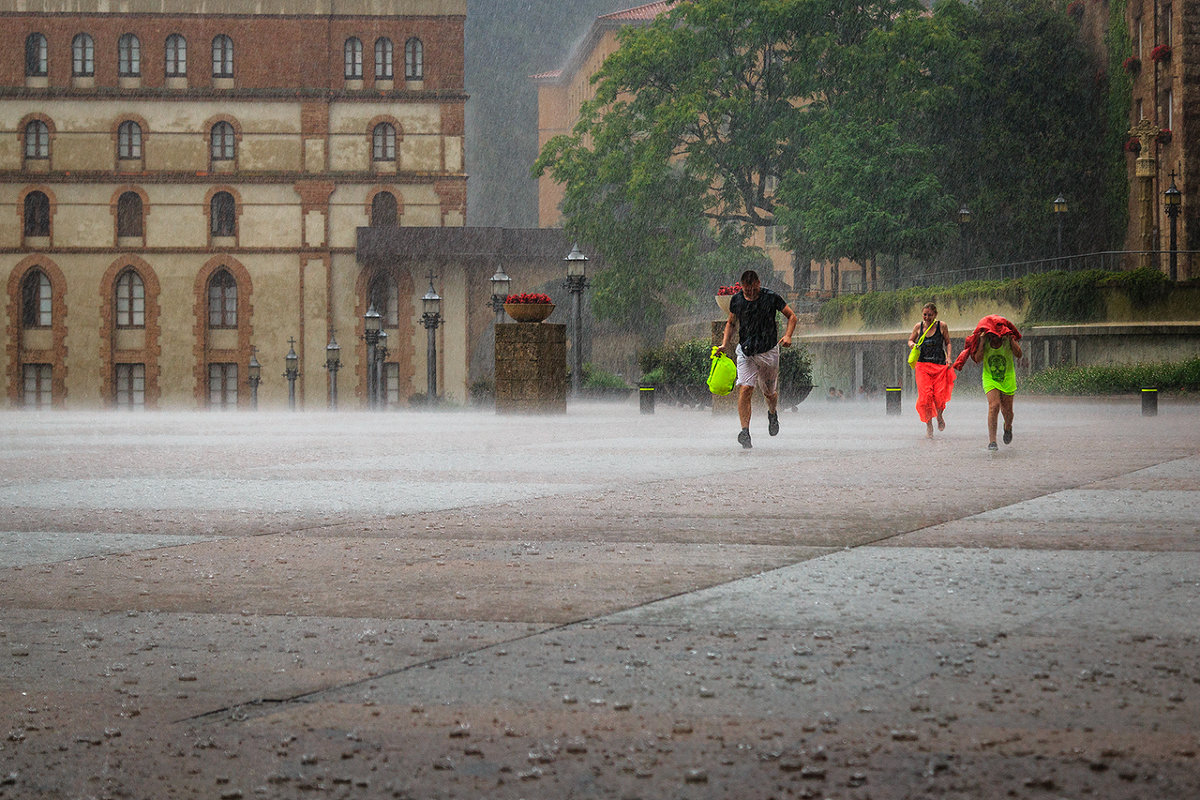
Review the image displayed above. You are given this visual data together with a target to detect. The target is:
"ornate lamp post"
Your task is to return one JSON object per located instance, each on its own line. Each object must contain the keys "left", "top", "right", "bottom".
{"left": 325, "top": 331, "right": 341, "bottom": 409}
{"left": 957, "top": 205, "right": 970, "bottom": 275}
{"left": 363, "top": 304, "right": 381, "bottom": 408}
{"left": 376, "top": 328, "right": 389, "bottom": 408}
{"left": 247, "top": 347, "right": 261, "bottom": 410}
{"left": 421, "top": 274, "right": 442, "bottom": 402}
{"left": 1053, "top": 194, "right": 1068, "bottom": 262}
{"left": 489, "top": 265, "right": 511, "bottom": 327}
{"left": 284, "top": 337, "right": 299, "bottom": 410}
{"left": 1164, "top": 173, "right": 1182, "bottom": 281}
{"left": 564, "top": 243, "right": 589, "bottom": 397}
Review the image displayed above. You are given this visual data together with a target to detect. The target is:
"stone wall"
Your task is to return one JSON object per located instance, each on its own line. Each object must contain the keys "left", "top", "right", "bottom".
{"left": 494, "top": 322, "right": 566, "bottom": 413}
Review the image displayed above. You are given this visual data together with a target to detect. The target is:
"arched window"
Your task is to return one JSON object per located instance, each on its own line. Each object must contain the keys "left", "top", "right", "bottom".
{"left": 115, "top": 269, "right": 145, "bottom": 328}
{"left": 25, "top": 33, "right": 47, "bottom": 77}
{"left": 118, "top": 33, "right": 141, "bottom": 76}
{"left": 211, "top": 122, "right": 236, "bottom": 161}
{"left": 375, "top": 37, "right": 393, "bottom": 79}
{"left": 117, "top": 191, "right": 143, "bottom": 237}
{"left": 369, "top": 275, "right": 399, "bottom": 327}
{"left": 23, "top": 192, "right": 51, "bottom": 237}
{"left": 211, "top": 191, "right": 236, "bottom": 237}
{"left": 165, "top": 33, "right": 187, "bottom": 76}
{"left": 344, "top": 37, "right": 363, "bottom": 79}
{"left": 25, "top": 120, "right": 49, "bottom": 160}
{"left": 207, "top": 269, "right": 237, "bottom": 328}
{"left": 118, "top": 121, "right": 142, "bottom": 159}
{"left": 72, "top": 33, "right": 95, "bottom": 76}
{"left": 22, "top": 270, "right": 52, "bottom": 327}
{"left": 212, "top": 34, "right": 234, "bottom": 78}
{"left": 404, "top": 37, "right": 423, "bottom": 80}
{"left": 372, "top": 123, "right": 396, "bottom": 162}
{"left": 371, "top": 192, "right": 398, "bottom": 227}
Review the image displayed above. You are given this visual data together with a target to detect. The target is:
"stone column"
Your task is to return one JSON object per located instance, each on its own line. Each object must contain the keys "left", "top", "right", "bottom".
{"left": 1130, "top": 118, "right": 1163, "bottom": 270}
{"left": 495, "top": 323, "right": 566, "bottom": 413}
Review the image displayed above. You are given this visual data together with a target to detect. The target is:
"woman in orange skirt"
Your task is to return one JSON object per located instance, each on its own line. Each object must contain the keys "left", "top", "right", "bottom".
{"left": 907, "top": 302, "right": 955, "bottom": 438}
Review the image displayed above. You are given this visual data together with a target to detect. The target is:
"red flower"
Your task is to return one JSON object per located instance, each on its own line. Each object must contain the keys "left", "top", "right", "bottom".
{"left": 716, "top": 283, "right": 742, "bottom": 296}
{"left": 1150, "top": 44, "right": 1171, "bottom": 63}
{"left": 504, "top": 292, "right": 553, "bottom": 304}
{"left": 1158, "top": 128, "right": 1173, "bottom": 144}
{"left": 1125, "top": 137, "right": 1141, "bottom": 154}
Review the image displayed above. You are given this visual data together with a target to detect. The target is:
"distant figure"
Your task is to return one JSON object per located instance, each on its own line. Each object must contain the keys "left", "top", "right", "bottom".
{"left": 954, "top": 315, "right": 1023, "bottom": 452}
{"left": 828, "top": 386, "right": 839, "bottom": 401}
{"left": 907, "top": 302, "right": 955, "bottom": 439}
{"left": 719, "top": 269, "right": 797, "bottom": 449}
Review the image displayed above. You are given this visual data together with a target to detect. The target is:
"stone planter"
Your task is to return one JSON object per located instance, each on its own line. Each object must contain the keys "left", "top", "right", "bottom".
{"left": 715, "top": 295, "right": 732, "bottom": 315}
{"left": 504, "top": 302, "right": 555, "bottom": 323}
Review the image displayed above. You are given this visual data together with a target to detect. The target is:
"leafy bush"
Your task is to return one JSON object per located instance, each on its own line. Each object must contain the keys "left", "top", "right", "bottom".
{"left": 582, "top": 363, "right": 631, "bottom": 389}
{"left": 638, "top": 337, "right": 813, "bottom": 399}
{"left": 817, "top": 279, "right": 1023, "bottom": 328}
{"left": 1025, "top": 357, "right": 1200, "bottom": 395}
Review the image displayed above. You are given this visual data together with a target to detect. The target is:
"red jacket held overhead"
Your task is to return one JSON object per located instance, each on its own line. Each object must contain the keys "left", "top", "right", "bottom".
{"left": 952, "top": 315, "right": 1022, "bottom": 371}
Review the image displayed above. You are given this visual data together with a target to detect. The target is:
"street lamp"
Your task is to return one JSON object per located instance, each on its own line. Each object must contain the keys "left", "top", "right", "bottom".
{"left": 489, "top": 265, "right": 511, "bottom": 326}
{"left": 1164, "top": 173, "right": 1182, "bottom": 281}
{"left": 957, "top": 205, "right": 970, "bottom": 275}
{"left": 363, "top": 304, "right": 381, "bottom": 408}
{"left": 1053, "top": 194, "right": 1068, "bottom": 261}
{"left": 421, "top": 273, "right": 442, "bottom": 403}
{"left": 376, "top": 328, "right": 389, "bottom": 408}
{"left": 284, "top": 337, "right": 299, "bottom": 410}
{"left": 325, "top": 330, "right": 341, "bottom": 409}
{"left": 247, "top": 347, "right": 261, "bottom": 410}
{"left": 564, "top": 243, "right": 589, "bottom": 397}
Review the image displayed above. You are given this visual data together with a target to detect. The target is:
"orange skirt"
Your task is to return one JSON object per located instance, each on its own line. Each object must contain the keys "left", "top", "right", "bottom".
{"left": 914, "top": 362, "right": 956, "bottom": 423}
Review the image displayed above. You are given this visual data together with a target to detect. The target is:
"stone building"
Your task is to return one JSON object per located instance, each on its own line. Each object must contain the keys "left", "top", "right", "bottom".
{"left": 2, "top": 0, "right": 470, "bottom": 409}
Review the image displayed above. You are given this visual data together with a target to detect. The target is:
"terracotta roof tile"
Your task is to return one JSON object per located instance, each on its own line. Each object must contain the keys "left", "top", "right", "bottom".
{"left": 599, "top": 1, "right": 674, "bottom": 22}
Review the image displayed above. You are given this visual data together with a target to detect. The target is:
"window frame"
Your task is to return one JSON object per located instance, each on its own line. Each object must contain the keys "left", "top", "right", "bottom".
{"left": 23, "top": 363, "right": 53, "bottom": 408}
{"left": 404, "top": 37, "right": 423, "bottom": 80}
{"left": 207, "top": 269, "right": 238, "bottom": 328}
{"left": 118, "top": 33, "right": 141, "bottom": 77}
{"left": 116, "top": 191, "right": 144, "bottom": 238}
{"left": 344, "top": 37, "right": 364, "bottom": 79}
{"left": 24, "top": 120, "right": 50, "bottom": 160}
{"left": 212, "top": 34, "right": 234, "bottom": 78}
{"left": 115, "top": 269, "right": 146, "bottom": 328}
{"left": 208, "top": 363, "right": 238, "bottom": 408}
{"left": 25, "top": 33, "right": 48, "bottom": 77}
{"left": 375, "top": 37, "right": 393, "bottom": 80}
{"left": 117, "top": 121, "right": 143, "bottom": 160}
{"left": 165, "top": 33, "right": 187, "bottom": 77}
{"left": 371, "top": 191, "right": 398, "bottom": 227}
{"left": 22, "top": 270, "right": 52, "bottom": 328}
{"left": 372, "top": 123, "right": 396, "bottom": 162}
{"left": 24, "top": 191, "right": 51, "bottom": 237}
{"left": 114, "top": 363, "right": 146, "bottom": 409}
{"left": 210, "top": 121, "right": 236, "bottom": 162}
{"left": 72, "top": 32, "right": 95, "bottom": 77}
{"left": 210, "top": 191, "right": 237, "bottom": 237}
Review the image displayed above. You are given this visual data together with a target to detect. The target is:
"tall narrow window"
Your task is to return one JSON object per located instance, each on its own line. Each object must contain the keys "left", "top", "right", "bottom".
{"left": 211, "top": 122, "right": 236, "bottom": 161}
{"left": 208, "top": 363, "right": 237, "bottom": 408}
{"left": 118, "top": 33, "right": 141, "bottom": 76}
{"left": 211, "top": 191, "right": 236, "bottom": 237}
{"left": 117, "top": 192, "right": 143, "bottom": 238}
{"left": 114, "top": 363, "right": 145, "bottom": 409}
{"left": 344, "top": 37, "right": 363, "bottom": 79}
{"left": 22, "top": 270, "right": 52, "bottom": 327}
{"left": 118, "top": 121, "right": 142, "bottom": 159}
{"left": 372, "top": 123, "right": 396, "bottom": 161}
{"left": 25, "top": 33, "right": 47, "bottom": 77}
{"left": 23, "top": 364, "right": 53, "bottom": 408}
{"left": 375, "top": 37, "right": 393, "bottom": 79}
{"left": 207, "top": 269, "right": 237, "bottom": 328}
{"left": 404, "top": 37, "right": 423, "bottom": 80}
{"left": 25, "top": 120, "right": 49, "bottom": 160}
{"left": 24, "top": 192, "right": 51, "bottom": 237}
{"left": 371, "top": 192, "right": 398, "bottom": 227}
{"left": 212, "top": 34, "right": 234, "bottom": 78}
{"left": 165, "top": 34, "right": 187, "bottom": 76}
{"left": 72, "top": 33, "right": 95, "bottom": 76}
{"left": 115, "top": 269, "right": 145, "bottom": 328}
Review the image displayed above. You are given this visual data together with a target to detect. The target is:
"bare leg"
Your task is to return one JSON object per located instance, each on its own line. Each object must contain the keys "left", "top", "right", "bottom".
{"left": 999, "top": 392, "right": 1014, "bottom": 436}
{"left": 986, "top": 389, "right": 1001, "bottom": 445}
{"left": 738, "top": 385, "right": 754, "bottom": 430}
{"left": 926, "top": 419, "right": 935, "bottom": 439}
{"left": 763, "top": 390, "right": 778, "bottom": 415}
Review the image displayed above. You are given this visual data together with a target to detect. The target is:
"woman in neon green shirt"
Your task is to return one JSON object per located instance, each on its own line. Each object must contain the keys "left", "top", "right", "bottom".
{"left": 972, "top": 332, "right": 1023, "bottom": 451}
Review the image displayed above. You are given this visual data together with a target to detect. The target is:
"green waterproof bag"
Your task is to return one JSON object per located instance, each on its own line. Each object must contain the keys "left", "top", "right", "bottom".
{"left": 707, "top": 346, "right": 737, "bottom": 396}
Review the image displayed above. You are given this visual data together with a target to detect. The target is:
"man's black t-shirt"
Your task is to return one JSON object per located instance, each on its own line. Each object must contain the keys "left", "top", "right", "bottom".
{"left": 729, "top": 288, "right": 786, "bottom": 356}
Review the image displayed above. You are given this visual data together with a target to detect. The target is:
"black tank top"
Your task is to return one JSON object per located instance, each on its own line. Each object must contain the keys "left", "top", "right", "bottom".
{"left": 918, "top": 322, "right": 945, "bottom": 364}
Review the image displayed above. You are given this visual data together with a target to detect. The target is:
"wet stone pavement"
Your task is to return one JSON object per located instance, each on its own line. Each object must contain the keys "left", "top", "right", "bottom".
{"left": 0, "top": 397, "right": 1197, "bottom": 799}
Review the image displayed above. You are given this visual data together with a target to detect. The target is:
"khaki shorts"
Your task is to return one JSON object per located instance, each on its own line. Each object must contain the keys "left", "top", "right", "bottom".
{"left": 735, "top": 344, "right": 780, "bottom": 395}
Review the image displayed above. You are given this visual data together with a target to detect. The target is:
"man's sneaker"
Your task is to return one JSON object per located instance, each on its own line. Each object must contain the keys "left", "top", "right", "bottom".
{"left": 987, "top": 442, "right": 999, "bottom": 452}
{"left": 768, "top": 411, "right": 780, "bottom": 437}
{"left": 1002, "top": 427, "right": 1013, "bottom": 445}
{"left": 738, "top": 428, "right": 752, "bottom": 449}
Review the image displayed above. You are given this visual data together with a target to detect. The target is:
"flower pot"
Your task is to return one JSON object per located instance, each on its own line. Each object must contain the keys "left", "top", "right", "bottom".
{"left": 715, "top": 295, "right": 732, "bottom": 314}
{"left": 504, "top": 302, "right": 554, "bottom": 323}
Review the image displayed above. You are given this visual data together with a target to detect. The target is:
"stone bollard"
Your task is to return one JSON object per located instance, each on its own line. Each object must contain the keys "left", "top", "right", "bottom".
{"left": 639, "top": 385, "right": 656, "bottom": 414}
{"left": 885, "top": 386, "right": 901, "bottom": 415}
{"left": 1141, "top": 386, "right": 1158, "bottom": 417}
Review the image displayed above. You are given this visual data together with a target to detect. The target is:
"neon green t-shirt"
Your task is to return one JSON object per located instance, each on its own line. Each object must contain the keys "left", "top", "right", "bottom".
{"left": 981, "top": 341, "right": 1016, "bottom": 395}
